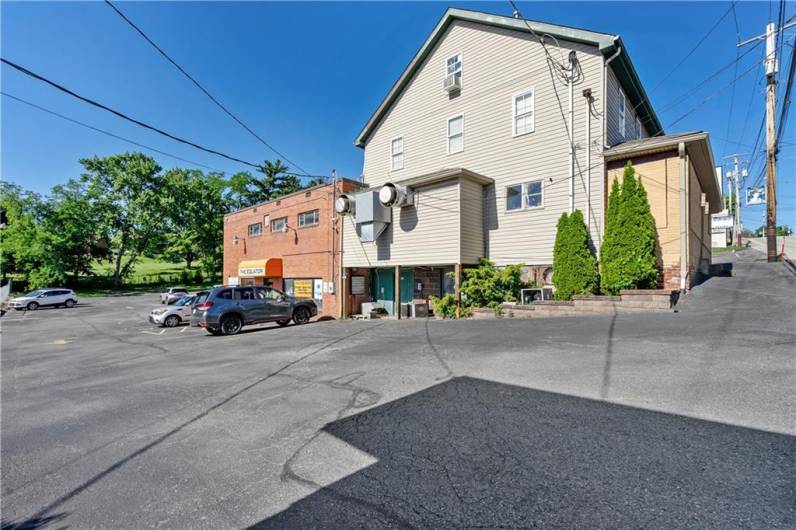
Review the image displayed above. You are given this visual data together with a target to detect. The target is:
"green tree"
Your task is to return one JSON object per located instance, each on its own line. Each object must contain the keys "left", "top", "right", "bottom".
{"left": 160, "top": 168, "right": 229, "bottom": 274}
{"left": 81, "top": 153, "right": 165, "bottom": 288}
{"left": 459, "top": 258, "right": 526, "bottom": 309}
{"left": 600, "top": 161, "right": 659, "bottom": 294}
{"left": 754, "top": 225, "right": 792, "bottom": 237}
{"left": 226, "top": 171, "right": 256, "bottom": 209}
{"left": 0, "top": 183, "right": 46, "bottom": 283}
{"left": 552, "top": 210, "right": 599, "bottom": 300}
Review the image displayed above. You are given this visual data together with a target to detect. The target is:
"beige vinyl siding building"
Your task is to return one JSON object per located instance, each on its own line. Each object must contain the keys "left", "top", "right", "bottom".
{"left": 338, "top": 8, "right": 717, "bottom": 317}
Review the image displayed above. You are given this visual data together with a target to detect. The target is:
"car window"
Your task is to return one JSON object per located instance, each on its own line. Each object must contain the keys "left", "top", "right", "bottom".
{"left": 262, "top": 288, "right": 283, "bottom": 300}
{"left": 175, "top": 288, "right": 188, "bottom": 293}
{"left": 235, "top": 287, "right": 256, "bottom": 300}
{"left": 214, "top": 289, "right": 233, "bottom": 300}
{"left": 175, "top": 296, "right": 193, "bottom": 306}
{"left": 43, "top": 291, "right": 57, "bottom": 297}
{"left": 24, "top": 290, "right": 44, "bottom": 297}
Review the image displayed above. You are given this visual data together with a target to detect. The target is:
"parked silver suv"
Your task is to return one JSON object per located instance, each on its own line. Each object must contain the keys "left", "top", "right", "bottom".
{"left": 8, "top": 288, "right": 78, "bottom": 311}
{"left": 192, "top": 286, "right": 317, "bottom": 335}
{"left": 160, "top": 287, "right": 189, "bottom": 305}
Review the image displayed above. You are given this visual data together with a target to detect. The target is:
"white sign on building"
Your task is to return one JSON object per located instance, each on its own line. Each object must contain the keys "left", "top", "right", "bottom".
{"left": 746, "top": 186, "right": 766, "bottom": 206}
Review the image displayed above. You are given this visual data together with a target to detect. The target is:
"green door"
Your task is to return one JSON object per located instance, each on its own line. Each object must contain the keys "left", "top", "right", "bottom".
{"left": 399, "top": 269, "right": 414, "bottom": 304}
{"left": 373, "top": 268, "right": 395, "bottom": 316}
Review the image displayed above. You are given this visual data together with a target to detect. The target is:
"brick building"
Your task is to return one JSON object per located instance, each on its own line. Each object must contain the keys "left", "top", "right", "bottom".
{"left": 223, "top": 179, "right": 363, "bottom": 317}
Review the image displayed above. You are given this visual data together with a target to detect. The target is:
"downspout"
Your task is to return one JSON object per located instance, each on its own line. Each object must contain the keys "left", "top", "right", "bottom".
{"left": 568, "top": 51, "right": 576, "bottom": 213}
{"left": 678, "top": 142, "right": 687, "bottom": 292}
{"left": 603, "top": 39, "right": 622, "bottom": 150}
{"left": 583, "top": 89, "right": 594, "bottom": 234}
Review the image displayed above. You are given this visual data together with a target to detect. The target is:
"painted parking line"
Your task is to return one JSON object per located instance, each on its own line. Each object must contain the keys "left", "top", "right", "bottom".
{"left": 140, "top": 329, "right": 166, "bottom": 336}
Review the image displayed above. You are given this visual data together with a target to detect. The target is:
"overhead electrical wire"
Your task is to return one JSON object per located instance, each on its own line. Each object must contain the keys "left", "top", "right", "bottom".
{"left": 721, "top": 2, "right": 742, "bottom": 159}
{"left": 1, "top": 57, "right": 264, "bottom": 169}
{"left": 103, "top": 0, "right": 312, "bottom": 177}
{"left": 1, "top": 91, "right": 224, "bottom": 172}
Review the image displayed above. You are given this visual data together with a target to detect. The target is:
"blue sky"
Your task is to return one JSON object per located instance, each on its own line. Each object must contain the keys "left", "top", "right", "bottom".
{"left": 2, "top": 1, "right": 794, "bottom": 230}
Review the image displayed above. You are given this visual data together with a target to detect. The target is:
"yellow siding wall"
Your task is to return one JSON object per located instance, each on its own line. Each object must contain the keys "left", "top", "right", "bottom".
{"left": 606, "top": 151, "right": 681, "bottom": 271}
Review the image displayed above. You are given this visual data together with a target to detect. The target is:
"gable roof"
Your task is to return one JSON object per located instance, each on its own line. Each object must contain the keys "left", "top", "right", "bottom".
{"left": 354, "top": 7, "right": 664, "bottom": 148}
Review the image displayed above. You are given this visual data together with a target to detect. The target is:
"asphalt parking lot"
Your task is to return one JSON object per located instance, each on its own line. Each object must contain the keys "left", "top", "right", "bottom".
{"left": 2, "top": 248, "right": 795, "bottom": 529}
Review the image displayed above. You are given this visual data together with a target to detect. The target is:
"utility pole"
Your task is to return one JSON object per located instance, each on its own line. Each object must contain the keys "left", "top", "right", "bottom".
{"left": 738, "top": 19, "right": 796, "bottom": 261}
{"left": 722, "top": 154, "right": 749, "bottom": 247}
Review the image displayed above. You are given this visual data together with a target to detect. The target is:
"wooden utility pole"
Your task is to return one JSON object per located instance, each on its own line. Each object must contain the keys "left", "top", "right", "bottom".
{"left": 738, "top": 19, "right": 796, "bottom": 261}
{"left": 764, "top": 22, "right": 778, "bottom": 262}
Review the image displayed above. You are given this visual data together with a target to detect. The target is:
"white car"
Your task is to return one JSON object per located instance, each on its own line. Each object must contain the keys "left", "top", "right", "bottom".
{"left": 149, "top": 295, "right": 196, "bottom": 327}
{"left": 8, "top": 289, "right": 78, "bottom": 311}
{"left": 160, "top": 287, "right": 189, "bottom": 305}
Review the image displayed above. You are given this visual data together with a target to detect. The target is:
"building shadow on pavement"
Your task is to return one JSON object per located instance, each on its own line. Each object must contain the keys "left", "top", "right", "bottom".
{"left": 1, "top": 513, "right": 68, "bottom": 530}
{"left": 253, "top": 376, "right": 794, "bottom": 529}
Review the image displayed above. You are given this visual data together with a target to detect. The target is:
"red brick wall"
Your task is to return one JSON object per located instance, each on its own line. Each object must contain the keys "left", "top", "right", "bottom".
{"left": 223, "top": 180, "right": 363, "bottom": 317}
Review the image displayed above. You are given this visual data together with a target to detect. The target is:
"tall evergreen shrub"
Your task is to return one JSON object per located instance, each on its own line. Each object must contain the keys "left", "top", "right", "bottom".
{"left": 552, "top": 209, "right": 599, "bottom": 300}
{"left": 600, "top": 161, "right": 659, "bottom": 294}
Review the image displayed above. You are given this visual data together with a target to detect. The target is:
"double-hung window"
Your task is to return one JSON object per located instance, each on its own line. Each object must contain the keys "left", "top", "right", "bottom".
{"left": 513, "top": 89, "right": 535, "bottom": 136}
{"left": 248, "top": 222, "right": 262, "bottom": 237}
{"left": 390, "top": 137, "right": 404, "bottom": 171}
{"left": 446, "top": 53, "right": 462, "bottom": 82}
{"left": 270, "top": 217, "right": 287, "bottom": 232}
{"left": 506, "top": 180, "right": 544, "bottom": 211}
{"left": 618, "top": 90, "right": 626, "bottom": 139}
{"left": 635, "top": 116, "right": 642, "bottom": 139}
{"left": 447, "top": 114, "right": 464, "bottom": 154}
{"left": 298, "top": 209, "right": 319, "bottom": 228}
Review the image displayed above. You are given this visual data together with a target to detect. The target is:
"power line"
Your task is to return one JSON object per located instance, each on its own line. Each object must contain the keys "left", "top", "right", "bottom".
{"left": 104, "top": 0, "right": 311, "bottom": 176}
{"left": 1, "top": 57, "right": 266, "bottom": 168}
{"left": 1, "top": 91, "right": 226, "bottom": 172}
{"left": 721, "top": 2, "right": 742, "bottom": 159}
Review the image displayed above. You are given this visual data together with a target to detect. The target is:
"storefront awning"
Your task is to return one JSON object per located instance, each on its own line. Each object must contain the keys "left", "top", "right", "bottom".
{"left": 238, "top": 258, "right": 282, "bottom": 278}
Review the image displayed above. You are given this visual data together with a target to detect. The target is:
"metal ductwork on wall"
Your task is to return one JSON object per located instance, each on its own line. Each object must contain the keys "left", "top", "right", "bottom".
{"left": 334, "top": 194, "right": 356, "bottom": 216}
{"left": 378, "top": 182, "right": 414, "bottom": 208}
{"left": 354, "top": 190, "right": 391, "bottom": 242}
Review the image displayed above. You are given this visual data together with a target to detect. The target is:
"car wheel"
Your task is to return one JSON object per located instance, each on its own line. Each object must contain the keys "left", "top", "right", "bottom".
{"left": 26, "top": 301, "right": 39, "bottom": 311}
{"left": 276, "top": 319, "right": 291, "bottom": 327}
{"left": 65, "top": 299, "right": 75, "bottom": 308}
{"left": 164, "top": 315, "right": 181, "bottom": 327}
{"left": 220, "top": 315, "right": 243, "bottom": 335}
{"left": 292, "top": 307, "right": 311, "bottom": 325}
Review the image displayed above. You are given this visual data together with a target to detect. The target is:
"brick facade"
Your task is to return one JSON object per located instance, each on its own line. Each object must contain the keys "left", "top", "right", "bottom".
{"left": 223, "top": 179, "right": 363, "bottom": 317}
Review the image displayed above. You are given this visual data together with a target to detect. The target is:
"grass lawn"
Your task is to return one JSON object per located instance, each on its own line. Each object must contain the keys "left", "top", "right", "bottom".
{"left": 712, "top": 246, "right": 745, "bottom": 254}
{"left": 92, "top": 257, "right": 189, "bottom": 277}
{"left": 74, "top": 281, "right": 218, "bottom": 297}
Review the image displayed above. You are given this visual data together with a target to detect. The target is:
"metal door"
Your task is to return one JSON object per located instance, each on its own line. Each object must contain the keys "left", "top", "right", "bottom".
{"left": 372, "top": 268, "right": 395, "bottom": 316}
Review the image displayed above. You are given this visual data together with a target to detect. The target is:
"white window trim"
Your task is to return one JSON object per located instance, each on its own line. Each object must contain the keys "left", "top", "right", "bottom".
{"left": 298, "top": 209, "right": 319, "bottom": 228}
{"left": 505, "top": 180, "right": 545, "bottom": 213}
{"left": 270, "top": 217, "right": 287, "bottom": 232}
{"left": 618, "top": 90, "right": 626, "bottom": 139}
{"left": 445, "top": 51, "right": 463, "bottom": 85}
{"left": 248, "top": 222, "right": 263, "bottom": 237}
{"left": 512, "top": 88, "right": 535, "bottom": 137}
{"left": 635, "top": 116, "right": 642, "bottom": 139}
{"left": 447, "top": 113, "right": 464, "bottom": 155}
{"left": 390, "top": 136, "right": 404, "bottom": 171}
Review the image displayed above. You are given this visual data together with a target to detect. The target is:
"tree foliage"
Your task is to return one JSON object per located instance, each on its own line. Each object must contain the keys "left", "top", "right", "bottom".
{"left": 2, "top": 153, "right": 322, "bottom": 289}
{"left": 552, "top": 210, "right": 599, "bottom": 300}
{"left": 599, "top": 161, "right": 659, "bottom": 295}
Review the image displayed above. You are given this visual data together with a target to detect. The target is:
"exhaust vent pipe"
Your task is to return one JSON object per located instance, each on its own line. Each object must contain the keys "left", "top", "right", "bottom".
{"left": 335, "top": 194, "right": 355, "bottom": 216}
{"left": 378, "top": 183, "right": 413, "bottom": 208}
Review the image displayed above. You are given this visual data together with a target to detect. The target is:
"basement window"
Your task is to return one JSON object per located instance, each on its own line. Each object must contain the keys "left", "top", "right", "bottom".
{"left": 248, "top": 222, "right": 262, "bottom": 237}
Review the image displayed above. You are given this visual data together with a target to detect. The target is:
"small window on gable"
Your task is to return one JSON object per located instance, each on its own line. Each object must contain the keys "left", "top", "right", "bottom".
{"left": 248, "top": 222, "right": 262, "bottom": 237}
{"left": 391, "top": 137, "right": 404, "bottom": 171}
{"left": 635, "top": 116, "right": 642, "bottom": 139}
{"left": 448, "top": 114, "right": 464, "bottom": 154}
{"left": 446, "top": 53, "right": 462, "bottom": 81}
{"left": 618, "top": 90, "right": 626, "bottom": 139}
{"left": 513, "top": 89, "right": 535, "bottom": 136}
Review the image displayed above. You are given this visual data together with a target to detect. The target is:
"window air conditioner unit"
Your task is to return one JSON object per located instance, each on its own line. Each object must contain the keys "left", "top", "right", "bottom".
{"left": 443, "top": 74, "right": 461, "bottom": 93}
{"left": 520, "top": 288, "right": 554, "bottom": 304}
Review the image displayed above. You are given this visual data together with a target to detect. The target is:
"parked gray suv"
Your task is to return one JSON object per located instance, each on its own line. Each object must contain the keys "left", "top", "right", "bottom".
{"left": 192, "top": 285, "right": 318, "bottom": 335}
